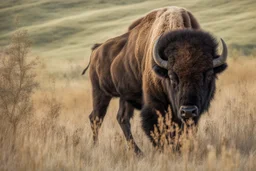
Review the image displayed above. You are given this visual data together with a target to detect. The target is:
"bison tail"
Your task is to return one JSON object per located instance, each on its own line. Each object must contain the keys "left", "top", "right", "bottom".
{"left": 81, "top": 56, "right": 91, "bottom": 75}
{"left": 81, "top": 62, "right": 90, "bottom": 75}
{"left": 82, "top": 43, "right": 102, "bottom": 75}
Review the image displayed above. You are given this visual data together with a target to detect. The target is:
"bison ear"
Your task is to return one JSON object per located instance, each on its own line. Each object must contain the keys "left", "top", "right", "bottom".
{"left": 153, "top": 65, "right": 168, "bottom": 78}
{"left": 214, "top": 63, "right": 227, "bottom": 75}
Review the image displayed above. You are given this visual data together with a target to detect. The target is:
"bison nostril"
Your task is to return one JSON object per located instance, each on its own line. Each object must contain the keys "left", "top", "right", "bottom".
{"left": 191, "top": 108, "right": 197, "bottom": 116}
{"left": 181, "top": 110, "right": 186, "bottom": 117}
{"left": 179, "top": 105, "right": 198, "bottom": 119}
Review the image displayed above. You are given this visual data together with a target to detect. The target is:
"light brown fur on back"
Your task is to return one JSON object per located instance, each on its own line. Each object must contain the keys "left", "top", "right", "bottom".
{"left": 88, "top": 6, "right": 201, "bottom": 103}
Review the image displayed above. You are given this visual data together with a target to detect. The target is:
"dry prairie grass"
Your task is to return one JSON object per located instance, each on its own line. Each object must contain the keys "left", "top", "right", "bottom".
{"left": 0, "top": 50, "right": 255, "bottom": 171}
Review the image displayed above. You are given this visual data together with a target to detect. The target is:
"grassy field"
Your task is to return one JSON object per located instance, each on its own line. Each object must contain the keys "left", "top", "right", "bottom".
{"left": 0, "top": 0, "right": 256, "bottom": 170}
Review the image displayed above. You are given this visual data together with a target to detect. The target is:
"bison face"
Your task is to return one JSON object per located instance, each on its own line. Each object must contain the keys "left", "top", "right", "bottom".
{"left": 152, "top": 30, "right": 228, "bottom": 124}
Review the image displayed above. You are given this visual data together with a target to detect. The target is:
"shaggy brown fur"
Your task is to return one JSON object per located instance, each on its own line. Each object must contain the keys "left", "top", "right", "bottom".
{"left": 128, "top": 17, "right": 144, "bottom": 31}
{"left": 83, "top": 6, "right": 227, "bottom": 153}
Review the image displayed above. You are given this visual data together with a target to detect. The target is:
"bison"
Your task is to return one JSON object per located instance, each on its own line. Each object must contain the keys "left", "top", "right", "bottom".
{"left": 82, "top": 6, "right": 228, "bottom": 153}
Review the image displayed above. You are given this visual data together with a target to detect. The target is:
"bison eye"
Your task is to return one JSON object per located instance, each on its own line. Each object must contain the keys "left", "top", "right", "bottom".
{"left": 169, "top": 73, "right": 179, "bottom": 88}
{"left": 171, "top": 80, "right": 178, "bottom": 88}
{"left": 204, "top": 70, "right": 214, "bottom": 82}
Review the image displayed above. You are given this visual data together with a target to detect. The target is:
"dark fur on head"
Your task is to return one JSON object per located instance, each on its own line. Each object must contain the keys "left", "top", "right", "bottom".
{"left": 151, "top": 29, "right": 227, "bottom": 126}
{"left": 157, "top": 30, "right": 218, "bottom": 62}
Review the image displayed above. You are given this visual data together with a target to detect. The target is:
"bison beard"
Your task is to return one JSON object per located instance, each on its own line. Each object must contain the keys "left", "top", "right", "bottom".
{"left": 83, "top": 6, "right": 228, "bottom": 154}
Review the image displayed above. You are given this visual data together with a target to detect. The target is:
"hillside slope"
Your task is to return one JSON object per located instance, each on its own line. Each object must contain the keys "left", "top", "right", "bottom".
{"left": 0, "top": 0, "right": 255, "bottom": 61}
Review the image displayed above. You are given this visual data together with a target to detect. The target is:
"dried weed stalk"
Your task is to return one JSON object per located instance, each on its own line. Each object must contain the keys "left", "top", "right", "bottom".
{"left": 0, "top": 30, "right": 38, "bottom": 146}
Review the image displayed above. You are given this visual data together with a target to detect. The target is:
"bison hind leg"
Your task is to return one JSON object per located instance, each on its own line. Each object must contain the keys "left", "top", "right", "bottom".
{"left": 89, "top": 89, "right": 111, "bottom": 144}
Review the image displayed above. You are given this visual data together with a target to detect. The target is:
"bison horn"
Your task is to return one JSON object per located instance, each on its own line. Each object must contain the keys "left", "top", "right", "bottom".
{"left": 153, "top": 36, "right": 168, "bottom": 69}
{"left": 213, "top": 38, "right": 228, "bottom": 68}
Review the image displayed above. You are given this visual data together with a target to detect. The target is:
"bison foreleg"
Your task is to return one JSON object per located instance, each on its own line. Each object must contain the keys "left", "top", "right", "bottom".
{"left": 141, "top": 105, "right": 159, "bottom": 146}
{"left": 117, "top": 99, "right": 142, "bottom": 154}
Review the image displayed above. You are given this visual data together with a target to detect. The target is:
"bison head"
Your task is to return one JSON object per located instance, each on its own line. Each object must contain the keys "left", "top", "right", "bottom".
{"left": 152, "top": 30, "right": 228, "bottom": 124}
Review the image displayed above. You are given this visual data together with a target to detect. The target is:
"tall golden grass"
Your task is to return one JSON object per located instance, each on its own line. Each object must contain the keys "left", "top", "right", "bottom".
{"left": 0, "top": 30, "right": 255, "bottom": 171}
